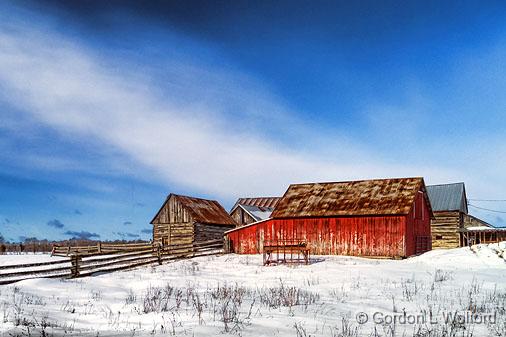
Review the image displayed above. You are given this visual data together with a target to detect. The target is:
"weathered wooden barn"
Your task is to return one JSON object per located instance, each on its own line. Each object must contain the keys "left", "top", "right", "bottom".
{"left": 229, "top": 197, "right": 280, "bottom": 227}
{"left": 426, "top": 182, "right": 506, "bottom": 247}
{"left": 150, "top": 194, "right": 237, "bottom": 246}
{"left": 225, "top": 177, "right": 433, "bottom": 258}
{"left": 426, "top": 182, "right": 469, "bottom": 248}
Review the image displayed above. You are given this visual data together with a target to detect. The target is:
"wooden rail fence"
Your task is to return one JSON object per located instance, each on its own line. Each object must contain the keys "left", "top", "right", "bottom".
{"left": 0, "top": 239, "right": 224, "bottom": 285}
{"left": 51, "top": 241, "right": 153, "bottom": 257}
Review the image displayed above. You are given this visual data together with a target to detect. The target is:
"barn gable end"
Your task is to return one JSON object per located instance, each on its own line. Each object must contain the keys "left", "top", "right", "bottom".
{"left": 150, "top": 194, "right": 236, "bottom": 246}
{"left": 151, "top": 194, "right": 194, "bottom": 224}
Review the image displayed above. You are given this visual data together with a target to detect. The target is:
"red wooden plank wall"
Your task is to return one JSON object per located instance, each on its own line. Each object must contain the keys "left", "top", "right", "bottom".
{"left": 404, "top": 191, "right": 432, "bottom": 256}
{"left": 227, "top": 215, "right": 409, "bottom": 257}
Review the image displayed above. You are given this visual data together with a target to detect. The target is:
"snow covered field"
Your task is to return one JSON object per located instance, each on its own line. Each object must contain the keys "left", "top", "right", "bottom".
{"left": 0, "top": 253, "right": 67, "bottom": 266}
{"left": 0, "top": 243, "right": 505, "bottom": 337}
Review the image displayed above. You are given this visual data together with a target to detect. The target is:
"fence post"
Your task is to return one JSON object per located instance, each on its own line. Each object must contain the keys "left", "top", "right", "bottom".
{"left": 223, "top": 237, "right": 230, "bottom": 253}
{"left": 157, "top": 243, "right": 162, "bottom": 265}
{"left": 71, "top": 254, "right": 81, "bottom": 278}
{"left": 97, "top": 242, "right": 102, "bottom": 254}
{"left": 51, "top": 245, "right": 55, "bottom": 256}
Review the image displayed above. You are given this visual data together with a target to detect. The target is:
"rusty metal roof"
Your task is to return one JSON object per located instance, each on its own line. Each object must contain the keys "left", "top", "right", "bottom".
{"left": 174, "top": 194, "right": 237, "bottom": 225}
{"left": 271, "top": 177, "right": 427, "bottom": 218}
{"left": 231, "top": 197, "right": 280, "bottom": 211}
{"left": 151, "top": 194, "right": 237, "bottom": 226}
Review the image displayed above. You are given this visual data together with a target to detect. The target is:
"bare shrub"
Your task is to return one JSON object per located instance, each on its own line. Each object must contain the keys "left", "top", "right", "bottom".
{"left": 401, "top": 278, "right": 422, "bottom": 301}
{"left": 294, "top": 321, "right": 308, "bottom": 337}
{"left": 328, "top": 317, "right": 359, "bottom": 337}
{"left": 258, "top": 280, "right": 320, "bottom": 309}
{"left": 329, "top": 285, "right": 349, "bottom": 303}
{"left": 434, "top": 269, "right": 454, "bottom": 283}
{"left": 142, "top": 285, "right": 171, "bottom": 313}
{"left": 125, "top": 289, "right": 136, "bottom": 305}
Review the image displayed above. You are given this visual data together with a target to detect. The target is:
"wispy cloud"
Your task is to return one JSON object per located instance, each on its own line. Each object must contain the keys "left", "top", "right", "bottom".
{"left": 123, "top": 221, "right": 132, "bottom": 226}
{"left": 115, "top": 232, "right": 140, "bottom": 239}
{"left": 1, "top": 2, "right": 505, "bottom": 234}
{"left": 47, "top": 219, "right": 65, "bottom": 229}
{"left": 0, "top": 10, "right": 459, "bottom": 201}
{"left": 64, "top": 230, "right": 100, "bottom": 240}
{"left": 140, "top": 229, "right": 152, "bottom": 234}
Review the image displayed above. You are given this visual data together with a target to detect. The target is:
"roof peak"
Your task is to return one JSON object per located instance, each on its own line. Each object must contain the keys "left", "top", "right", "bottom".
{"left": 272, "top": 177, "right": 427, "bottom": 218}
{"left": 427, "top": 182, "right": 465, "bottom": 187}
{"left": 231, "top": 196, "right": 281, "bottom": 210}
{"left": 151, "top": 193, "right": 236, "bottom": 226}
{"left": 169, "top": 193, "right": 218, "bottom": 203}
{"left": 288, "top": 177, "right": 423, "bottom": 187}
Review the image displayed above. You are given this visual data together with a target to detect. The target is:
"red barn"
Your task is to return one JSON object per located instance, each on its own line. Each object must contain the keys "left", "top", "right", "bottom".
{"left": 225, "top": 177, "right": 433, "bottom": 258}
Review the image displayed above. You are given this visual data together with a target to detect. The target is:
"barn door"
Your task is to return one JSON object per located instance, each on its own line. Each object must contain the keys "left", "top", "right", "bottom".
{"left": 415, "top": 236, "right": 431, "bottom": 254}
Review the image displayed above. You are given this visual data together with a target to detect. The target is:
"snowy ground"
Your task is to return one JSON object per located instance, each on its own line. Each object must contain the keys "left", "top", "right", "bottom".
{"left": 0, "top": 253, "right": 67, "bottom": 266}
{"left": 0, "top": 243, "right": 505, "bottom": 337}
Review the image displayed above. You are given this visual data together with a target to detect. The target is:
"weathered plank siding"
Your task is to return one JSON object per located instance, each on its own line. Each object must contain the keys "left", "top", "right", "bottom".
{"left": 154, "top": 195, "right": 193, "bottom": 223}
{"left": 153, "top": 223, "right": 194, "bottom": 246}
{"left": 152, "top": 196, "right": 195, "bottom": 246}
{"left": 151, "top": 194, "right": 236, "bottom": 246}
{"left": 430, "top": 211, "right": 461, "bottom": 249}
{"left": 404, "top": 191, "right": 433, "bottom": 256}
{"left": 227, "top": 216, "right": 409, "bottom": 257}
{"left": 462, "top": 214, "right": 491, "bottom": 228}
{"left": 194, "top": 223, "right": 231, "bottom": 241}
{"left": 230, "top": 207, "right": 256, "bottom": 227}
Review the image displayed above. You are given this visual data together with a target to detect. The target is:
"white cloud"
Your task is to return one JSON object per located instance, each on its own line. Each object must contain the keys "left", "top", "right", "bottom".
{"left": 0, "top": 7, "right": 477, "bottom": 203}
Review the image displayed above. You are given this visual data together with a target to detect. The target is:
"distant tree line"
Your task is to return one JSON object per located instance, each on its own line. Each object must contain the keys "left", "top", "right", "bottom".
{"left": 0, "top": 235, "right": 149, "bottom": 254}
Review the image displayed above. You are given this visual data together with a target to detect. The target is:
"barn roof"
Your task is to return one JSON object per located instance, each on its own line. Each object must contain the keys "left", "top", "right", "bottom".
{"left": 271, "top": 177, "right": 429, "bottom": 218}
{"left": 151, "top": 194, "right": 237, "bottom": 226}
{"left": 231, "top": 197, "right": 280, "bottom": 210}
{"left": 231, "top": 204, "right": 274, "bottom": 222}
{"left": 426, "top": 183, "right": 468, "bottom": 213}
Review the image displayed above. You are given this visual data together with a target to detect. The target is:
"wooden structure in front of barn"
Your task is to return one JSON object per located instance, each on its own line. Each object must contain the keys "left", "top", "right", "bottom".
{"left": 150, "top": 194, "right": 237, "bottom": 247}
{"left": 225, "top": 177, "right": 434, "bottom": 258}
{"left": 229, "top": 197, "right": 280, "bottom": 227}
{"left": 460, "top": 225, "right": 506, "bottom": 246}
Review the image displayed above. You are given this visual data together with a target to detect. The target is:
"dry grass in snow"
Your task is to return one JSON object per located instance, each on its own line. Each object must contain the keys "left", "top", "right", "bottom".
{"left": 0, "top": 243, "right": 505, "bottom": 337}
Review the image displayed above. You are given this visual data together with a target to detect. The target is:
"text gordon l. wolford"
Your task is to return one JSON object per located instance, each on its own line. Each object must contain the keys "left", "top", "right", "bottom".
{"left": 355, "top": 311, "right": 497, "bottom": 325}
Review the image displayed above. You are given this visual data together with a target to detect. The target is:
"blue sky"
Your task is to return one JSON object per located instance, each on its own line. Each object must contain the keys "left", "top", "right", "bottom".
{"left": 1, "top": 1, "right": 506, "bottom": 242}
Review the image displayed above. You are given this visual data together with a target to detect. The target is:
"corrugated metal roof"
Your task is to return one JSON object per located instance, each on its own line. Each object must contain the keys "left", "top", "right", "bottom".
{"left": 271, "top": 177, "right": 426, "bottom": 218}
{"left": 426, "top": 183, "right": 467, "bottom": 213}
{"left": 239, "top": 204, "right": 274, "bottom": 222}
{"left": 231, "top": 197, "right": 280, "bottom": 211}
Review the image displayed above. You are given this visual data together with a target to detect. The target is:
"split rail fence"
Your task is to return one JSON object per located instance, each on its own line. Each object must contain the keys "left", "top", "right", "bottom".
{"left": 0, "top": 239, "right": 224, "bottom": 285}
